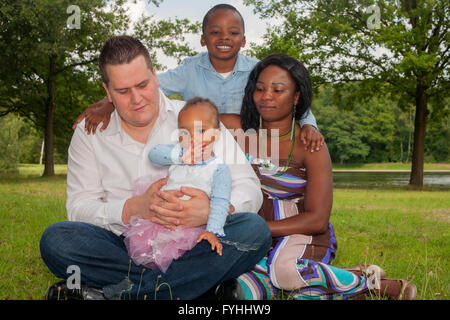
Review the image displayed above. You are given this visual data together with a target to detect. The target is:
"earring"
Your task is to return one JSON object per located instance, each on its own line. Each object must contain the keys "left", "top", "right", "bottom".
{"left": 290, "top": 110, "right": 296, "bottom": 141}
{"left": 259, "top": 115, "right": 262, "bottom": 130}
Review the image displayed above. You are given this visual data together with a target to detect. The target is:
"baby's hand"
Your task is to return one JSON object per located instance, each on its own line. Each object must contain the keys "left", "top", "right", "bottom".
{"left": 180, "top": 143, "right": 203, "bottom": 164}
{"left": 180, "top": 141, "right": 214, "bottom": 164}
{"left": 197, "top": 231, "right": 222, "bottom": 256}
{"left": 300, "top": 124, "right": 325, "bottom": 153}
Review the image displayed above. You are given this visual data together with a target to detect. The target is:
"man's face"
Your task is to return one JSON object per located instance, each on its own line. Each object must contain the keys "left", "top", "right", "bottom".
{"left": 102, "top": 55, "right": 160, "bottom": 130}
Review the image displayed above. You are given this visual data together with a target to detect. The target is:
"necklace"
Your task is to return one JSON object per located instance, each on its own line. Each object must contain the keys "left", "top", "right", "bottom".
{"left": 266, "top": 127, "right": 292, "bottom": 139}
{"left": 259, "top": 122, "right": 296, "bottom": 175}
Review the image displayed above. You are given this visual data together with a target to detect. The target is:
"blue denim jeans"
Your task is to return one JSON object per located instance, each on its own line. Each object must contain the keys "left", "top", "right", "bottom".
{"left": 39, "top": 212, "right": 271, "bottom": 300}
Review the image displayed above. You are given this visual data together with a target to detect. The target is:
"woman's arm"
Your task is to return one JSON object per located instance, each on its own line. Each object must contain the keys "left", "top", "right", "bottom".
{"left": 267, "top": 143, "right": 333, "bottom": 237}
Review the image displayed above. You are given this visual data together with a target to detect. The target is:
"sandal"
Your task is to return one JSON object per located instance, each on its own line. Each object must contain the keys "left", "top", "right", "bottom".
{"left": 396, "top": 279, "right": 417, "bottom": 300}
{"left": 378, "top": 278, "right": 417, "bottom": 300}
{"left": 343, "top": 264, "right": 387, "bottom": 278}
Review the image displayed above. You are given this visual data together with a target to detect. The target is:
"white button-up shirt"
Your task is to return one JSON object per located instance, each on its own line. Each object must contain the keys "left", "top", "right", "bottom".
{"left": 66, "top": 90, "right": 263, "bottom": 236}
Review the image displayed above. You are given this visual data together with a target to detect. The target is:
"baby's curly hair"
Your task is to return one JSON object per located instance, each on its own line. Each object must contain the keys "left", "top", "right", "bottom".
{"left": 179, "top": 97, "right": 220, "bottom": 128}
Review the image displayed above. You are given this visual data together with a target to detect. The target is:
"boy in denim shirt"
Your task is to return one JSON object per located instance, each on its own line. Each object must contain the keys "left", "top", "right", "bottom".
{"left": 74, "top": 4, "right": 323, "bottom": 150}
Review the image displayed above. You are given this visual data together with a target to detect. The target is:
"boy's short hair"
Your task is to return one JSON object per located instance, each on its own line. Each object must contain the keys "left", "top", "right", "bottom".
{"left": 179, "top": 97, "right": 220, "bottom": 128}
{"left": 99, "top": 35, "right": 153, "bottom": 84}
{"left": 202, "top": 4, "right": 245, "bottom": 33}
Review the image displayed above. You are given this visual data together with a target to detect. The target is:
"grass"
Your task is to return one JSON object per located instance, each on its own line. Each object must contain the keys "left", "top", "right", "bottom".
{"left": 331, "top": 189, "right": 449, "bottom": 300}
{"left": 0, "top": 164, "right": 448, "bottom": 300}
{"left": 332, "top": 162, "right": 450, "bottom": 171}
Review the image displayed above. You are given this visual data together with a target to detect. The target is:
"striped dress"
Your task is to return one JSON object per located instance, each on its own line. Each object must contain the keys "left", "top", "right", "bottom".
{"left": 237, "top": 155, "right": 368, "bottom": 300}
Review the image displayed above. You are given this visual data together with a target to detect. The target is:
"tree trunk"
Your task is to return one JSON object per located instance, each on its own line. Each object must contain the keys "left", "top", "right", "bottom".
{"left": 43, "top": 55, "right": 56, "bottom": 177}
{"left": 409, "top": 83, "right": 427, "bottom": 188}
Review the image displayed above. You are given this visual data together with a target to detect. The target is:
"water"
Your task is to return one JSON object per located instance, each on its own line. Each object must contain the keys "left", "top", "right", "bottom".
{"left": 333, "top": 171, "right": 450, "bottom": 190}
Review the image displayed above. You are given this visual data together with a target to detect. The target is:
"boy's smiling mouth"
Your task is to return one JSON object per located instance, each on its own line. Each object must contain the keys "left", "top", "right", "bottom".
{"left": 216, "top": 45, "right": 232, "bottom": 51}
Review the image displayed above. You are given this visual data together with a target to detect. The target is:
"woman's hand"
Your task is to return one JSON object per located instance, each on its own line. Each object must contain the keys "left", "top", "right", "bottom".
{"left": 72, "top": 98, "right": 115, "bottom": 134}
{"left": 300, "top": 124, "right": 325, "bottom": 152}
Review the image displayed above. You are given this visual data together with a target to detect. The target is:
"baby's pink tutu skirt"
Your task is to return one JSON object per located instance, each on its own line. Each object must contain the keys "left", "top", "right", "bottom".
{"left": 124, "top": 218, "right": 205, "bottom": 273}
{"left": 125, "top": 172, "right": 204, "bottom": 273}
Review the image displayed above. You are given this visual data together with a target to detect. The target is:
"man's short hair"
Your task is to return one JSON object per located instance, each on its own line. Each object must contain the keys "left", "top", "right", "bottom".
{"left": 99, "top": 35, "right": 153, "bottom": 84}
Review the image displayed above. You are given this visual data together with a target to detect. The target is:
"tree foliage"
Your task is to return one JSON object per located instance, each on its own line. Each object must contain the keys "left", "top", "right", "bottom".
{"left": 0, "top": 0, "right": 200, "bottom": 176}
{"left": 244, "top": 0, "right": 449, "bottom": 187}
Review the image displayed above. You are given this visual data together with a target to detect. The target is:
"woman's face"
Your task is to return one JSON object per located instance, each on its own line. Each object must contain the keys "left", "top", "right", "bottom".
{"left": 253, "top": 65, "right": 300, "bottom": 123}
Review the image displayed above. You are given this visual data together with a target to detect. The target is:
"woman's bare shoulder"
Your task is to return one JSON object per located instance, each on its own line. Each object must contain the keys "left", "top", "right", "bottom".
{"left": 220, "top": 114, "right": 242, "bottom": 130}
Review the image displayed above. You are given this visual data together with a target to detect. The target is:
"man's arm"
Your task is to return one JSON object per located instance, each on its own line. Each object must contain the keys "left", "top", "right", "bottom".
{"left": 66, "top": 123, "right": 126, "bottom": 235}
{"left": 218, "top": 123, "right": 263, "bottom": 214}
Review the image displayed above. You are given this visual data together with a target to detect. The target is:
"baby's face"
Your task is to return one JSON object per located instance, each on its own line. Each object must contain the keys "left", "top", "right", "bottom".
{"left": 178, "top": 104, "right": 220, "bottom": 150}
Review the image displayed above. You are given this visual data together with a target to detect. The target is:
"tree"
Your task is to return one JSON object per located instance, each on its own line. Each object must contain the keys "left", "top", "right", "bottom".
{"left": 0, "top": 0, "right": 200, "bottom": 176}
{"left": 313, "top": 86, "right": 370, "bottom": 164}
{"left": 0, "top": 114, "right": 21, "bottom": 172}
{"left": 244, "top": 0, "right": 449, "bottom": 187}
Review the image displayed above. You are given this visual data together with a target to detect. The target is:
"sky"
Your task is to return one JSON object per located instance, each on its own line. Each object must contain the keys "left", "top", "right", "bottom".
{"left": 124, "top": 0, "right": 273, "bottom": 69}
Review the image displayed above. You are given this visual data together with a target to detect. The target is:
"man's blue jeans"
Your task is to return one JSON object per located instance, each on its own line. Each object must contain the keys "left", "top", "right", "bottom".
{"left": 39, "top": 212, "right": 271, "bottom": 300}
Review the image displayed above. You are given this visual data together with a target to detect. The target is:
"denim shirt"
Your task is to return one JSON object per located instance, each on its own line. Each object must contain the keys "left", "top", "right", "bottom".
{"left": 157, "top": 52, "right": 317, "bottom": 128}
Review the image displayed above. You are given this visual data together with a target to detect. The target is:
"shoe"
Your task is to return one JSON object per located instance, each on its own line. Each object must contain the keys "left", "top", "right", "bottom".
{"left": 377, "top": 278, "right": 417, "bottom": 300}
{"left": 45, "top": 280, "right": 105, "bottom": 300}
{"left": 196, "top": 279, "right": 243, "bottom": 300}
{"left": 215, "top": 278, "right": 243, "bottom": 300}
{"left": 396, "top": 279, "right": 417, "bottom": 300}
{"left": 343, "top": 264, "right": 387, "bottom": 278}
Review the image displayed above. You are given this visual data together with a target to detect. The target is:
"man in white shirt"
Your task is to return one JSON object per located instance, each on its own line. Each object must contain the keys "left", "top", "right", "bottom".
{"left": 39, "top": 35, "right": 271, "bottom": 300}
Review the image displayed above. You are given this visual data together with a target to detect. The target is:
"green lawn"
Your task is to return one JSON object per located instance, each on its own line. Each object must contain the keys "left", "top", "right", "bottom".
{"left": 333, "top": 162, "right": 450, "bottom": 171}
{"left": 0, "top": 164, "right": 448, "bottom": 300}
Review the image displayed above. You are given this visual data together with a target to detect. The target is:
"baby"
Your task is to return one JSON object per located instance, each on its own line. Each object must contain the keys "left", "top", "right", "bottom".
{"left": 124, "top": 97, "right": 231, "bottom": 273}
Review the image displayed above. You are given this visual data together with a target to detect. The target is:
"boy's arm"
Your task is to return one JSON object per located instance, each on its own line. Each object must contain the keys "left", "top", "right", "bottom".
{"left": 206, "top": 164, "right": 232, "bottom": 237}
{"left": 298, "top": 108, "right": 318, "bottom": 129}
{"left": 72, "top": 98, "right": 115, "bottom": 134}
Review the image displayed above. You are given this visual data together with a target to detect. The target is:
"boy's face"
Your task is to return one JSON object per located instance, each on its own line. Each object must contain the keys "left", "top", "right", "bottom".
{"left": 178, "top": 104, "right": 220, "bottom": 150}
{"left": 201, "top": 9, "right": 246, "bottom": 63}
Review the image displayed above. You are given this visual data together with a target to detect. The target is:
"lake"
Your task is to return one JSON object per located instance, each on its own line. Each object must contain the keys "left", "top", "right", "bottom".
{"left": 332, "top": 171, "right": 450, "bottom": 190}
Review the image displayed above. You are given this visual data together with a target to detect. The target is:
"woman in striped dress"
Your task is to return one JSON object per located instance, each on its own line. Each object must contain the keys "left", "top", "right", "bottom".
{"left": 220, "top": 53, "right": 416, "bottom": 300}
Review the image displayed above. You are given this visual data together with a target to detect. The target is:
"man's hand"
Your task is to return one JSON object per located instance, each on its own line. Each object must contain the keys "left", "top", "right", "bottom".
{"left": 72, "top": 98, "right": 114, "bottom": 134}
{"left": 150, "top": 186, "right": 210, "bottom": 230}
{"left": 300, "top": 124, "right": 325, "bottom": 153}
{"left": 122, "top": 177, "right": 173, "bottom": 225}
